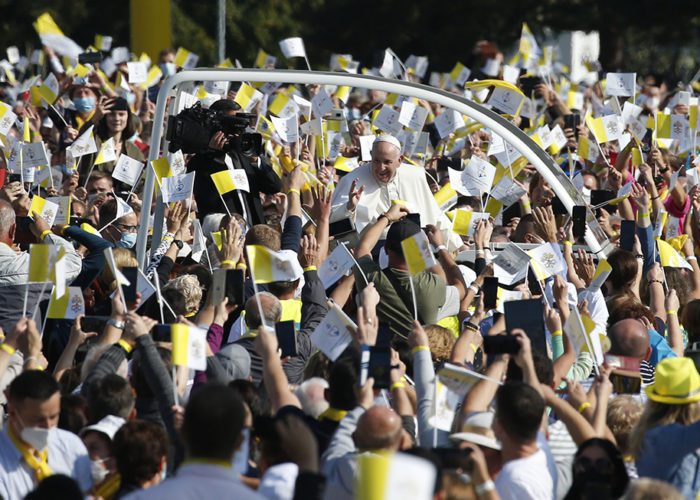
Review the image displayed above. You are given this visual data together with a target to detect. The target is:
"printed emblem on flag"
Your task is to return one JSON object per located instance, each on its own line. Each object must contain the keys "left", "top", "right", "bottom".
{"left": 70, "top": 295, "right": 83, "bottom": 314}
{"left": 542, "top": 252, "right": 557, "bottom": 269}
{"left": 323, "top": 322, "right": 341, "bottom": 337}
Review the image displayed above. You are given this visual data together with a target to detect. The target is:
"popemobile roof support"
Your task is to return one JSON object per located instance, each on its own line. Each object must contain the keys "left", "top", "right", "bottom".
{"left": 137, "top": 69, "right": 611, "bottom": 269}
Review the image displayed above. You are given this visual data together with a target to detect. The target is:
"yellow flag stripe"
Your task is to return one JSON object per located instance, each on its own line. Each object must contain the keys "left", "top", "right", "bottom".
{"left": 247, "top": 245, "right": 274, "bottom": 283}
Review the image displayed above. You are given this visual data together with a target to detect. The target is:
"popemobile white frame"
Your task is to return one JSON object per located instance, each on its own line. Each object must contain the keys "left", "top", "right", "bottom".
{"left": 136, "top": 69, "right": 612, "bottom": 269}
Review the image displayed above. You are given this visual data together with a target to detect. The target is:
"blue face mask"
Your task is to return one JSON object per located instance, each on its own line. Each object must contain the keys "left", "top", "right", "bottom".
{"left": 159, "top": 63, "right": 176, "bottom": 77}
{"left": 116, "top": 231, "right": 137, "bottom": 249}
{"left": 73, "top": 96, "right": 96, "bottom": 113}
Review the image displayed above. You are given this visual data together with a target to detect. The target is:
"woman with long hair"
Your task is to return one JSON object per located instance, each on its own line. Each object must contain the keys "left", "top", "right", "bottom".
{"left": 564, "top": 438, "right": 629, "bottom": 499}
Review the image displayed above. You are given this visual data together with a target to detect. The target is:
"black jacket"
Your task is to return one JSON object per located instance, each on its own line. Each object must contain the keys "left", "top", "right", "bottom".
{"left": 186, "top": 150, "right": 281, "bottom": 225}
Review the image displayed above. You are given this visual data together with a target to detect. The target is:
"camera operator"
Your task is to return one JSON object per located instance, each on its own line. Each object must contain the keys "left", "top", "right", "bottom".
{"left": 186, "top": 99, "right": 282, "bottom": 225}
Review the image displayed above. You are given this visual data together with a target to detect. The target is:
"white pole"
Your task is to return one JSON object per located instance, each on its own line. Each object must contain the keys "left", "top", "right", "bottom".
{"left": 217, "top": 0, "right": 226, "bottom": 65}
{"left": 139, "top": 69, "right": 611, "bottom": 269}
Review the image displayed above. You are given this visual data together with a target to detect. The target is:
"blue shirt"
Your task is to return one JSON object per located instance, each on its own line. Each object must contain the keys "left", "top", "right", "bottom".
{"left": 636, "top": 419, "right": 700, "bottom": 498}
{"left": 648, "top": 328, "right": 678, "bottom": 367}
{"left": 0, "top": 427, "right": 92, "bottom": 499}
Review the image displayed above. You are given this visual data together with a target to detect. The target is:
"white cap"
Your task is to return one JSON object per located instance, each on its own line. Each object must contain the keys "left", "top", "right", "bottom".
{"left": 374, "top": 133, "right": 402, "bottom": 152}
{"left": 80, "top": 415, "right": 126, "bottom": 441}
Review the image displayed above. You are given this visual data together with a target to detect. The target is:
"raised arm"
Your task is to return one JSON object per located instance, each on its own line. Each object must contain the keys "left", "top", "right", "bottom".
{"left": 355, "top": 203, "right": 407, "bottom": 258}
{"left": 255, "top": 326, "right": 301, "bottom": 413}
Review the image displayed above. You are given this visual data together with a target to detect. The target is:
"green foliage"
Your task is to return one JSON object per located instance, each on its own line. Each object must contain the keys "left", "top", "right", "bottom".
{"left": 0, "top": 0, "right": 698, "bottom": 78}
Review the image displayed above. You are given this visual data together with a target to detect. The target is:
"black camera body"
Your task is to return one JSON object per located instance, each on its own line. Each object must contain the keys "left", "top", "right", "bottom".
{"left": 166, "top": 102, "right": 263, "bottom": 156}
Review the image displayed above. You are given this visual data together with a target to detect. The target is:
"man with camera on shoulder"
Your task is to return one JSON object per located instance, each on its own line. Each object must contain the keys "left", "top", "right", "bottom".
{"left": 182, "top": 99, "right": 282, "bottom": 225}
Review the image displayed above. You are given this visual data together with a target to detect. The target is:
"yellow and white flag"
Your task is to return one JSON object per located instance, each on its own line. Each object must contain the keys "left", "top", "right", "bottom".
{"left": 448, "top": 62, "right": 471, "bottom": 87}
{"left": 29, "top": 196, "right": 59, "bottom": 227}
{"left": 586, "top": 114, "right": 623, "bottom": 144}
{"left": 401, "top": 231, "right": 437, "bottom": 275}
{"left": 28, "top": 244, "right": 64, "bottom": 283}
{"left": 656, "top": 238, "right": 692, "bottom": 270}
{"left": 38, "top": 73, "right": 59, "bottom": 105}
{"left": 528, "top": 243, "right": 564, "bottom": 281}
{"left": 653, "top": 210, "right": 668, "bottom": 239}
{"left": 268, "top": 93, "right": 297, "bottom": 118}
{"left": 254, "top": 49, "right": 277, "bottom": 68}
{"left": 174, "top": 47, "right": 199, "bottom": 69}
{"left": 47, "top": 196, "right": 71, "bottom": 226}
{"left": 357, "top": 451, "right": 437, "bottom": 500}
{"left": 588, "top": 259, "right": 612, "bottom": 292}
{"left": 95, "top": 138, "right": 117, "bottom": 165}
{"left": 577, "top": 135, "right": 599, "bottom": 162}
{"left": 172, "top": 324, "right": 207, "bottom": 370}
{"left": 67, "top": 125, "right": 97, "bottom": 158}
{"left": 518, "top": 23, "right": 540, "bottom": 65}
{"left": 0, "top": 101, "right": 17, "bottom": 137}
{"left": 47, "top": 286, "right": 85, "bottom": 319}
{"left": 246, "top": 245, "right": 303, "bottom": 284}
{"left": 234, "top": 83, "right": 263, "bottom": 113}
{"left": 151, "top": 157, "right": 173, "bottom": 187}
{"left": 433, "top": 183, "right": 458, "bottom": 211}
{"left": 33, "top": 12, "right": 83, "bottom": 59}
{"left": 334, "top": 156, "right": 359, "bottom": 173}
{"left": 211, "top": 169, "right": 250, "bottom": 194}
{"left": 143, "top": 65, "right": 163, "bottom": 89}
{"left": 452, "top": 210, "right": 489, "bottom": 237}
{"left": 94, "top": 34, "right": 112, "bottom": 51}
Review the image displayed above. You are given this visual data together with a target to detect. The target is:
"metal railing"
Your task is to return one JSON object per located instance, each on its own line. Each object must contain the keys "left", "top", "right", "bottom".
{"left": 137, "top": 69, "right": 611, "bottom": 268}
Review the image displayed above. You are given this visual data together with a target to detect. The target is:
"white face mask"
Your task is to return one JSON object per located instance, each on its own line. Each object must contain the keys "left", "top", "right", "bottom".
{"left": 15, "top": 412, "right": 51, "bottom": 451}
{"left": 646, "top": 96, "right": 660, "bottom": 110}
{"left": 20, "top": 424, "right": 51, "bottom": 451}
{"left": 90, "top": 458, "right": 109, "bottom": 484}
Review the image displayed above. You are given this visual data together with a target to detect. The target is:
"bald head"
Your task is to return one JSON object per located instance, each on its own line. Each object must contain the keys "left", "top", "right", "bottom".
{"left": 245, "top": 292, "right": 282, "bottom": 329}
{"left": 353, "top": 406, "right": 402, "bottom": 451}
{"left": 0, "top": 199, "right": 16, "bottom": 242}
{"left": 608, "top": 319, "right": 650, "bottom": 359}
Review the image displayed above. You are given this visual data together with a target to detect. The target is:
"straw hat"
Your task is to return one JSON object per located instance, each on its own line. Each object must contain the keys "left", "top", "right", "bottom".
{"left": 645, "top": 357, "right": 700, "bottom": 405}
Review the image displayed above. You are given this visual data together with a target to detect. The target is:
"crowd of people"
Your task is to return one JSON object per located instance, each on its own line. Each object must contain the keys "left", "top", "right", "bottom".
{"left": 0, "top": 16, "right": 699, "bottom": 500}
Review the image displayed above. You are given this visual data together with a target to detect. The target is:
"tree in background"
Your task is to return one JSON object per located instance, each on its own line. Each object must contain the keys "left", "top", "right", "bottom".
{"left": 0, "top": 0, "right": 698, "bottom": 79}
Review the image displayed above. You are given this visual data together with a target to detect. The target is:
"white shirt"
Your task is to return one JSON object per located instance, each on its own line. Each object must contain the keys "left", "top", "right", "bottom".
{"left": 0, "top": 427, "right": 92, "bottom": 499}
{"left": 495, "top": 435, "right": 557, "bottom": 500}
{"left": 258, "top": 462, "right": 299, "bottom": 500}
{"left": 0, "top": 234, "right": 82, "bottom": 287}
{"left": 124, "top": 462, "right": 265, "bottom": 500}
{"left": 331, "top": 163, "right": 463, "bottom": 250}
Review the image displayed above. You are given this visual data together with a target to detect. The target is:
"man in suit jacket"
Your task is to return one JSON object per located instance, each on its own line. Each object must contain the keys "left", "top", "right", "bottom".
{"left": 187, "top": 99, "right": 281, "bottom": 225}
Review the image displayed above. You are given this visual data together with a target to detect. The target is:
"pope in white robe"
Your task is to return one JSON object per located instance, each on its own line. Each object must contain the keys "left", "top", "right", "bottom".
{"left": 331, "top": 134, "right": 463, "bottom": 250}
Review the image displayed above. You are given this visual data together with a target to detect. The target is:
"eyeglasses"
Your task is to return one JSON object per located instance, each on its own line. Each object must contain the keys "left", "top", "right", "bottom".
{"left": 115, "top": 223, "right": 138, "bottom": 233}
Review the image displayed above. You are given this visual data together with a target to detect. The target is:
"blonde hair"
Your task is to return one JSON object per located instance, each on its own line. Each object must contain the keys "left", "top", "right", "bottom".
{"left": 622, "top": 478, "right": 683, "bottom": 500}
{"left": 424, "top": 324, "right": 456, "bottom": 364}
{"left": 606, "top": 395, "right": 643, "bottom": 454}
{"left": 162, "top": 274, "right": 202, "bottom": 315}
{"left": 101, "top": 248, "right": 138, "bottom": 291}
{"left": 629, "top": 400, "right": 700, "bottom": 458}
